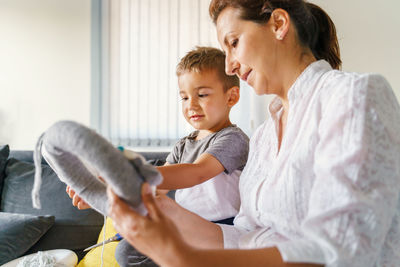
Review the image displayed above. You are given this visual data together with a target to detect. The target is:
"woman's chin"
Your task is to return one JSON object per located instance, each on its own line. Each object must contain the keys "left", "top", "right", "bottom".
{"left": 248, "top": 81, "right": 268, "bottom": 95}
{"left": 252, "top": 86, "right": 268, "bottom": 96}
{"left": 255, "top": 90, "right": 266, "bottom": 96}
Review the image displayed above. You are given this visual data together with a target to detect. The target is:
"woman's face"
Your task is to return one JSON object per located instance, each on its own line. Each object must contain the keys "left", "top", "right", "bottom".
{"left": 216, "top": 7, "right": 280, "bottom": 95}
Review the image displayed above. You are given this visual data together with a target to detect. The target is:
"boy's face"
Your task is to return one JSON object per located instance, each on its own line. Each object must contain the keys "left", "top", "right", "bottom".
{"left": 178, "top": 69, "right": 233, "bottom": 133}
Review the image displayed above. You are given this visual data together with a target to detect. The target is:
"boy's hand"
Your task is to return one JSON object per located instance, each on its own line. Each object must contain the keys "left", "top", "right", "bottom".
{"left": 66, "top": 185, "right": 92, "bottom": 210}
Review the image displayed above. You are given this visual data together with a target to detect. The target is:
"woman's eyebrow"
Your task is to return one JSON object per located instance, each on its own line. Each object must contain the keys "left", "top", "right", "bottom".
{"left": 223, "top": 31, "right": 235, "bottom": 46}
{"left": 223, "top": 36, "right": 229, "bottom": 46}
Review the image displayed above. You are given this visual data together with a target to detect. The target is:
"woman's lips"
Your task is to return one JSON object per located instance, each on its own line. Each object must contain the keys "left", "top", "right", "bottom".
{"left": 241, "top": 70, "right": 252, "bottom": 82}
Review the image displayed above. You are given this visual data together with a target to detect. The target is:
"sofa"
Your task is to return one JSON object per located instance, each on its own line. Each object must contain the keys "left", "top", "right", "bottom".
{"left": 0, "top": 144, "right": 168, "bottom": 265}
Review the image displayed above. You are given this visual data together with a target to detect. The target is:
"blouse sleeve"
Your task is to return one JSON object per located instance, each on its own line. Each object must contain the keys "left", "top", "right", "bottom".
{"left": 218, "top": 204, "right": 258, "bottom": 249}
{"left": 277, "top": 74, "right": 400, "bottom": 266}
{"left": 218, "top": 223, "right": 245, "bottom": 249}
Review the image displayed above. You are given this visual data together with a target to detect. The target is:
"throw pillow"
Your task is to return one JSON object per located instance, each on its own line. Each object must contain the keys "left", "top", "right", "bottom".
{"left": 1, "top": 158, "right": 103, "bottom": 254}
{"left": 0, "top": 212, "right": 55, "bottom": 265}
{"left": 77, "top": 217, "right": 120, "bottom": 267}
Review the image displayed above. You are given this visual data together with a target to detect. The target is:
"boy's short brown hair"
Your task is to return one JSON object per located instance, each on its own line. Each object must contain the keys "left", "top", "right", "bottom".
{"left": 176, "top": 46, "right": 239, "bottom": 91}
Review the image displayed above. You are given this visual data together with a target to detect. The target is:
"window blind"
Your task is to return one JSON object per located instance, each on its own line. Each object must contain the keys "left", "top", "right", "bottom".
{"left": 98, "top": 0, "right": 219, "bottom": 147}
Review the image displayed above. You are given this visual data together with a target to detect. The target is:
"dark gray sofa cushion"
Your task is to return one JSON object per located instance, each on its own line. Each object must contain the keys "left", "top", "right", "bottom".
{"left": 0, "top": 158, "right": 104, "bottom": 254}
{"left": 0, "top": 144, "right": 9, "bottom": 199}
{"left": 0, "top": 212, "right": 55, "bottom": 265}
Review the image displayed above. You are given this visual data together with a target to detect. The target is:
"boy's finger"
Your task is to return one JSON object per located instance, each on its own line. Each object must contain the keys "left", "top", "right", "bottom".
{"left": 77, "top": 198, "right": 89, "bottom": 209}
{"left": 141, "top": 183, "right": 160, "bottom": 221}
{"left": 67, "top": 187, "right": 76, "bottom": 198}
{"left": 72, "top": 194, "right": 80, "bottom": 207}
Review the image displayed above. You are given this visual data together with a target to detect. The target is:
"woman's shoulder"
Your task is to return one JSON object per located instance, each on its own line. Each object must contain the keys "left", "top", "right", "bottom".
{"left": 319, "top": 70, "right": 400, "bottom": 133}
{"left": 322, "top": 69, "right": 391, "bottom": 94}
{"left": 319, "top": 69, "right": 396, "bottom": 107}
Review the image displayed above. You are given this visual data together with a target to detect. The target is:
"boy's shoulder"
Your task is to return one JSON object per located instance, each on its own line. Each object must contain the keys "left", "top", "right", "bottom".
{"left": 213, "top": 124, "right": 249, "bottom": 142}
{"left": 171, "top": 130, "right": 198, "bottom": 150}
{"left": 205, "top": 125, "right": 249, "bottom": 174}
{"left": 167, "top": 125, "right": 249, "bottom": 169}
{"left": 174, "top": 125, "right": 249, "bottom": 149}
{"left": 180, "top": 130, "right": 200, "bottom": 142}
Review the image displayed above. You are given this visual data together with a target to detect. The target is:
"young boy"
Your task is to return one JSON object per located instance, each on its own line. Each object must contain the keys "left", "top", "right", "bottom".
{"left": 67, "top": 47, "right": 249, "bottom": 266}
{"left": 155, "top": 46, "right": 249, "bottom": 223}
{"left": 114, "top": 46, "right": 249, "bottom": 267}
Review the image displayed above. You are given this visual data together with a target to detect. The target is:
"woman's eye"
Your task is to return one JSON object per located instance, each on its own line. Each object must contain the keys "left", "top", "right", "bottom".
{"left": 198, "top": 94, "right": 208, "bottom": 98}
{"left": 231, "top": 39, "right": 238, "bottom": 48}
{"left": 181, "top": 97, "right": 188, "bottom": 101}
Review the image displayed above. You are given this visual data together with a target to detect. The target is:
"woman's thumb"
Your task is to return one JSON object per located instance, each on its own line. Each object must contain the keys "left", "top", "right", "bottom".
{"left": 141, "top": 183, "right": 160, "bottom": 220}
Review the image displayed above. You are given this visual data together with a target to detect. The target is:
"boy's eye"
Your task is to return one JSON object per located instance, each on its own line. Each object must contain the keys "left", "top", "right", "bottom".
{"left": 198, "top": 94, "right": 208, "bottom": 98}
{"left": 181, "top": 97, "right": 188, "bottom": 101}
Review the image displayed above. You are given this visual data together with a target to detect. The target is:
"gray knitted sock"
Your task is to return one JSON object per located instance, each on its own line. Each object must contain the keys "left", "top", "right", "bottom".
{"left": 32, "top": 120, "right": 162, "bottom": 216}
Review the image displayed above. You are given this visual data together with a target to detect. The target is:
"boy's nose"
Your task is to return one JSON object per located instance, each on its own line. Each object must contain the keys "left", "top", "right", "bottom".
{"left": 188, "top": 98, "right": 199, "bottom": 110}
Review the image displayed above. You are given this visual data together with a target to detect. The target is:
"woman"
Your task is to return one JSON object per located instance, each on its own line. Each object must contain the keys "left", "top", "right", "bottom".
{"left": 107, "top": 0, "right": 400, "bottom": 266}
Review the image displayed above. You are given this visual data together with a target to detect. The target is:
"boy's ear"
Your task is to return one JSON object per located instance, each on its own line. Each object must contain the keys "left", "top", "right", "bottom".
{"left": 226, "top": 86, "right": 240, "bottom": 107}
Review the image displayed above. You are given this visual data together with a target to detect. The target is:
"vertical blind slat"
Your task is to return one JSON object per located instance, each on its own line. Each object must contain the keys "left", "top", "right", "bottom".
{"left": 103, "top": 0, "right": 219, "bottom": 147}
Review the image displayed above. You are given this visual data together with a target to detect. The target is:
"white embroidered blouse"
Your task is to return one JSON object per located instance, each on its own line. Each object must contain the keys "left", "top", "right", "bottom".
{"left": 219, "top": 60, "right": 400, "bottom": 267}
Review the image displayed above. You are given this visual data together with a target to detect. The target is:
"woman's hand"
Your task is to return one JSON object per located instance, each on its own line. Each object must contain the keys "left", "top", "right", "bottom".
{"left": 107, "top": 183, "right": 190, "bottom": 267}
{"left": 66, "top": 185, "right": 91, "bottom": 210}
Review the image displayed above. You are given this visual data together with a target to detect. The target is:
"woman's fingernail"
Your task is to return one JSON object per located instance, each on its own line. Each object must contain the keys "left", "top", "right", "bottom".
{"left": 107, "top": 186, "right": 114, "bottom": 200}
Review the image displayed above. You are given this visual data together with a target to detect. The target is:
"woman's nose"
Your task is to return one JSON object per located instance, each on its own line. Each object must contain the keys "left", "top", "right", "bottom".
{"left": 225, "top": 53, "right": 240, "bottom": 76}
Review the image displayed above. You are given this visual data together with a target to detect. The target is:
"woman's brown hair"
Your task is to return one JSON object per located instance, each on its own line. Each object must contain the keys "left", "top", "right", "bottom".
{"left": 209, "top": 0, "right": 341, "bottom": 69}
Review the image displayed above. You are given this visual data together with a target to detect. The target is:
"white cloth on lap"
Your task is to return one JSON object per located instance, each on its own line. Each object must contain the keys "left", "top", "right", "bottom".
{"left": 2, "top": 249, "right": 77, "bottom": 267}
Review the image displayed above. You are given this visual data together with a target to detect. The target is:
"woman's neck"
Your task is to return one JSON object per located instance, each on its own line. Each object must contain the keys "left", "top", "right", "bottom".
{"left": 276, "top": 50, "right": 316, "bottom": 110}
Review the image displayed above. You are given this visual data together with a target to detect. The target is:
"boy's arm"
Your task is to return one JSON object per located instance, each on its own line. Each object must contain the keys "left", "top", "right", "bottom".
{"left": 156, "top": 153, "right": 224, "bottom": 190}
{"left": 156, "top": 162, "right": 170, "bottom": 195}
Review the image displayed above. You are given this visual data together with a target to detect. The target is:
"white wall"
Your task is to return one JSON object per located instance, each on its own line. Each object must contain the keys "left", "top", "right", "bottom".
{"left": 313, "top": 0, "right": 400, "bottom": 99}
{"left": 0, "top": 0, "right": 91, "bottom": 149}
